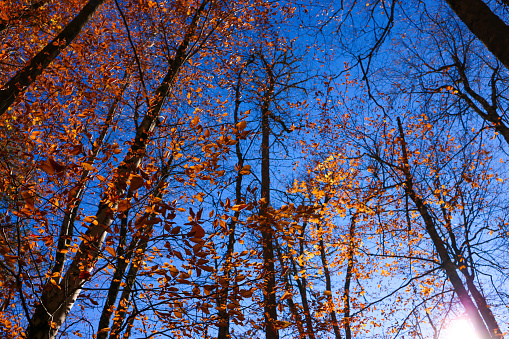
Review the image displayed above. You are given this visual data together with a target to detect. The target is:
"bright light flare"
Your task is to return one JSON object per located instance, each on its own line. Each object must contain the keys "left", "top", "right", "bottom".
{"left": 444, "top": 319, "right": 479, "bottom": 339}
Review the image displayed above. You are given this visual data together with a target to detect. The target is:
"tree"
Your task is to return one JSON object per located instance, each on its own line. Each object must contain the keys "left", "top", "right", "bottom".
{"left": 444, "top": 0, "right": 509, "bottom": 70}
{"left": 0, "top": 0, "right": 281, "bottom": 337}
{"left": 4, "top": 1, "right": 509, "bottom": 338}
{"left": 0, "top": 0, "right": 109, "bottom": 116}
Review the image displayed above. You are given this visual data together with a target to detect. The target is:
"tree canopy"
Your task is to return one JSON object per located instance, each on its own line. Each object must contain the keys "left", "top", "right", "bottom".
{"left": 1, "top": 0, "right": 509, "bottom": 338}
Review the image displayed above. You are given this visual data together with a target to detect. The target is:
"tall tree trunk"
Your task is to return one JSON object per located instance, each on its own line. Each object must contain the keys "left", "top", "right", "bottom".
{"left": 259, "top": 54, "right": 278, "bottom": 339}
{"left": 444, "top": 0, "right": 509, "bottom": 70}
{"left": 342, "top": 215, "right": 356, "bottom": 339}
{"left": 108, "top": 254, "right": 140, "bottom": 339}
{"left": 96, "top": 205, "right": 133, "bottom": 339}
{"left": 26, "top": 3, "right": 208, "bottom": 337}
{"left": 217, "top": 57, "right": 253, "bottom": 339}
{"left": 396, "top": 117, "right": 501, "bottom": 339}
{"left": 274, "top": 237, "right": 306, "bottom": 338}
{"left": 458, "top": 263, "right": 502, "bottom": 339}
{"left": 97, "top": 159, "right": 172, "bottom": 339}
{"left": 0, "top": 0, "right": 108, "bottom": 116}
{"left": 107, "top": 205, "right": 158, "bottom": 339}
{"left": 318, "top": 232, "right": 342, "bottom": 339}
{"left": 292, "top": 222, "right": 315, "bottom": 339}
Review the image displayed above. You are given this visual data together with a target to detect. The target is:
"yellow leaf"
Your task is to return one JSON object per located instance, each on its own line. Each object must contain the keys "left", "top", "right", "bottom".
{"left": 83, "top": 216, "right": 95, "bottom": 223}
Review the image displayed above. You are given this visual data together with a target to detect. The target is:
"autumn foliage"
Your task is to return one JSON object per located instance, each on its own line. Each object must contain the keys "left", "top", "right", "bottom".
{"left": 1, "top": 0, "right": 509, "bottom": 338}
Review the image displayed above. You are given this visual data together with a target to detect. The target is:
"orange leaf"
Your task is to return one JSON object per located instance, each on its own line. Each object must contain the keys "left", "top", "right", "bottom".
{"left": 236, "top": 120, "right": 247, "bottom": 131}
{"left": 129, "top": 175, "right": 144, "bottom": 191}
{"left": 188, "top": 224, "right": 205, "bottom": 238}
{"left": 30, "top": 131, "right": 41, "bottom": 140}
{"left": 83, "top": 216, "right": 95, "bottom": 223}
{"left": 239, "top": 164, "right": 251, "bottom": 175}
{"left": 231, "top": 204, "right": 247, "bottom": 212}
{"left": 82, "top": 162, "right": 93, "bottom": 171}
{"left": 20, "top": 189, "right": 35, "bottom": 210}
{"left": 105, "top": 246, "right": 116, "bottom": 257}
{"left": 117, "top": 200, "right": 130, "bottom": 213}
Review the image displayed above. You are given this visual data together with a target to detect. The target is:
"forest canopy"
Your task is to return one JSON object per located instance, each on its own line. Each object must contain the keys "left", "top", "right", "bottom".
{"left": 1, "top": 0, "right": 509, "bottom": 338}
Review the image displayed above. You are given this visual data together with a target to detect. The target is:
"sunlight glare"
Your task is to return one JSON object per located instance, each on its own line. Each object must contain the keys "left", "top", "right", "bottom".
{"left": 444, "top": 319, "right": 479, "bottom": 339}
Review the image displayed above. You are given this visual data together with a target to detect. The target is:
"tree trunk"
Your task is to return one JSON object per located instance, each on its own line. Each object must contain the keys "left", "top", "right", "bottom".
{"left": 458, "top": 264, "right": 502, "bottom": 339}
{"left": 26, "top": 3, "right": 208, "bottom": 337}
{"left": 318, "top": 232, "right": 342, "bottom": 339}
{"left": 0, "top": 0, "right": 108, "bottom": 116}
{"left": 96, "top": 208, "right": 133, "bottom": 339}
{"left": 217, "top": 57, "right": 252, "bottom": 339}
{"left": 274, "top": 237, "right": 306, "bottom": 338}
{"left": 342, "top": 215, "right": 356, "bottom": 339}
{"left": 97, "top": 159, "right": 171, "bottom": 338}
{"left": 445, "top": 0, "right": 509, "bottom": 70}
{"left": 396, "top": 117, "right": 501, "bottom": 339}
{"left": 260, "top": 55, "right": 278, "bottom": 339}
{"left": 107, "top": 210, "right": 156, "bottom": 339}
{"left": 292, "top": 222, "right": 315, "bottom": 339}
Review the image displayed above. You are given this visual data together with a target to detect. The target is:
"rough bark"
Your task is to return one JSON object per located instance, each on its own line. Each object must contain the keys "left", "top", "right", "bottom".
{"left": 444, "top": 0, "right": 509, "bottom": 70}
{"left": 396, "top": 117, "right": 500, "bottom": 339}
{"left": 259, "top": 54, "right": 278, "bottom": 339}
{"left": 0, "top": 0, "right": 108, "bottom": 116}
{"left": 26, "top": 3, "right": 208, "bottom": 337}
